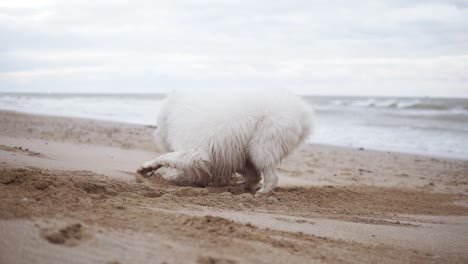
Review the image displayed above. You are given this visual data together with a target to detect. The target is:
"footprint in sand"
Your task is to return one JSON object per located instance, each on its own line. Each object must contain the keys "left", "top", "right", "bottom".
{"left": 41, "top": 223, "right": 91, "bottom": 246}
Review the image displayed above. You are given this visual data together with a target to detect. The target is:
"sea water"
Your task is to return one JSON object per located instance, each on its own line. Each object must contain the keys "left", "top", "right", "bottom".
{"left": 1, "top": 93, "right": 467, "bottom": 160}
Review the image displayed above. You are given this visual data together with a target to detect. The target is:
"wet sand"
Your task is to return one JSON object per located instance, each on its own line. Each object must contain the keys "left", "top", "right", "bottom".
{"left": 1, "top": 110, "right": 467, "bottom": 264}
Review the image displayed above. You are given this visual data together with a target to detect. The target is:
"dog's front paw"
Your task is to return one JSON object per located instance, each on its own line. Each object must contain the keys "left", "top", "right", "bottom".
{"left": 255, "top": 187, "right": 270, "bottom": 195}
{"left": 255, "top": 183, "right": 278, "bottom": 195}
{"left": 236, "top": 182, "right": 261, "bottom": 194}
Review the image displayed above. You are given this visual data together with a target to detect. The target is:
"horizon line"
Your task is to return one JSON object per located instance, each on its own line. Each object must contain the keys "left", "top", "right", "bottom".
{"left": 0, "top": 91, "right": 467, "bottom": 99}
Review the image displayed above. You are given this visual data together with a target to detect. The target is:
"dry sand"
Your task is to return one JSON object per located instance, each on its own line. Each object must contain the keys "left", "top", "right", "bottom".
{"left": 0, "top": 110, "right": 467, "bottom": 264}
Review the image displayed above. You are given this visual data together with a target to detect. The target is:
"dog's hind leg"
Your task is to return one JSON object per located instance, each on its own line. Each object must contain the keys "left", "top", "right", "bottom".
{"left": 256, "top": 167, "right": 279, "bottom": 193}
{"left": 248, "top": 120, "right": 302, "bottom": 193}
{"left": 137, "top": 149, "right": 212, "bottom": 186}
{"left": 240, "top": 160, "right": 262, "bottom": 193}
{"left": 137, "top": 155, "right": 172, "bottom": 177}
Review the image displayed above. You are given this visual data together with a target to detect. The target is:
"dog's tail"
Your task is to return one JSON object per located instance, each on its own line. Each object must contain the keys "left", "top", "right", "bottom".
{"left": 138, "top": 149, "right": 213, "bottom": 187}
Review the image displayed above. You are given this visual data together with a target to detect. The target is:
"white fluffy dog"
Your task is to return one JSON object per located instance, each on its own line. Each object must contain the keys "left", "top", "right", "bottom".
{"left": 137, "top": 88, "right": 312, "bottom": 193}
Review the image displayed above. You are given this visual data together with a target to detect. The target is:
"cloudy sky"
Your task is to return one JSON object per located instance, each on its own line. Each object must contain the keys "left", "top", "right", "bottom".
{"left": 0, "top": 0, "right": 467, "bottom": 97}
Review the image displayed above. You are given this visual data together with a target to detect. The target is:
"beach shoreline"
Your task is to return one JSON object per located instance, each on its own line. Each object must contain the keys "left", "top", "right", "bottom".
{"left": 1, "top": 110, "right": 467, "bottom": 263}
{"left": 2, "top": 92, "right": 467, "bottom": 160}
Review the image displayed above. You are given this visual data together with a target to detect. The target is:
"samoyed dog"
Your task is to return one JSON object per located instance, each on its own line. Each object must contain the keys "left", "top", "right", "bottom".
{"left": 137, "top": 88, "right": 312, "bottom": 193}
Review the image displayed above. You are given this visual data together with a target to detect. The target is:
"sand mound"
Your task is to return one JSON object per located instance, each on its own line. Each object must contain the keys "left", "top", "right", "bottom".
{"left": 1, "top": 167, "right": 466, "bottom": 223}
{"left": 0, "top": 145, "right": 48, "bottom": 158}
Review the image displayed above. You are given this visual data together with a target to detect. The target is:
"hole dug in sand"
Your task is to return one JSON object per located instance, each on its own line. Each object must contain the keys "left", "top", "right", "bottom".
{"left": 197, "top": 255, "right": 237, "bottom": 264}
{"left": 41, "top": 223, "right": 91, "bottom": 246}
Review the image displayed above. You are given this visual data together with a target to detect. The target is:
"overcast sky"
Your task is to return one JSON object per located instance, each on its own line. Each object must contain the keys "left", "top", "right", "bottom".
{"left": 0, "top": 0, "right": 467, "bottom": 97}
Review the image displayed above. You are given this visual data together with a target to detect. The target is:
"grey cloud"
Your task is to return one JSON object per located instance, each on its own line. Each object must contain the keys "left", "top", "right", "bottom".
{"left": 0, "top": 0, "right": 467, "bottom": 96}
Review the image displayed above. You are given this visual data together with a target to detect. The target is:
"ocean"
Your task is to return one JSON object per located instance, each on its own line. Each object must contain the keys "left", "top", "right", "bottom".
{"left": 1, "top": 93, "right": 467, "bottom": 160}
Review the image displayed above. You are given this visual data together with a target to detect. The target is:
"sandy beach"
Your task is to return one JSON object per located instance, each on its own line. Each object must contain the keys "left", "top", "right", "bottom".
{"left": 1, "top": 110, "right": 467, "bottom": 264}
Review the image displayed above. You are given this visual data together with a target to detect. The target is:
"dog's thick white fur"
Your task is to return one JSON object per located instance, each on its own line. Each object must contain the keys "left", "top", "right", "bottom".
{"left": 137, "top": 88, "right": 313, "bottom": 193}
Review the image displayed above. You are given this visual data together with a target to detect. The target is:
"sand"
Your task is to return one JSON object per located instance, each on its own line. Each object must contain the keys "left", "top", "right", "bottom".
{"left": 0, "top": 110, "right": 467, "bottom": 264}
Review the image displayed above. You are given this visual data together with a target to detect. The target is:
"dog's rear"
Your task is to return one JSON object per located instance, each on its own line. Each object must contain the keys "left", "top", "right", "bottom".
{"left": 138, "top": 88, "right": 313, "bottom": 193}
